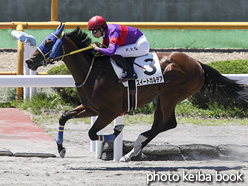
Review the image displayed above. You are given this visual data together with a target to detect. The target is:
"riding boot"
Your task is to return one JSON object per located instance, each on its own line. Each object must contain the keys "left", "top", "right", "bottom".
{"left": 112, "top": 55, "right": 137, "bottom": 82}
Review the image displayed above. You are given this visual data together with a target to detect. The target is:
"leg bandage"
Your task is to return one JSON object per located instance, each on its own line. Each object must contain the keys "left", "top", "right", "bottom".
{"left": 56, "top": 124, "right": 64, "bottom": 144}
{"left": 98, "top": 134, "right": 115, "bottom": 142}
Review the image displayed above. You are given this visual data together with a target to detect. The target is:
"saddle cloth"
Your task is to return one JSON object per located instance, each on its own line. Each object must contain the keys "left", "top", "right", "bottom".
{"left": 110, "top": 53, "right": 164, "bottom": 87}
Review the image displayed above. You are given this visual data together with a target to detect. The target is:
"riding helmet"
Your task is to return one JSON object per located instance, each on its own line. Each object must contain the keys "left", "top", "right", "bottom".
{"left": 88, "top": 15, "right": 107, "bottom": 30}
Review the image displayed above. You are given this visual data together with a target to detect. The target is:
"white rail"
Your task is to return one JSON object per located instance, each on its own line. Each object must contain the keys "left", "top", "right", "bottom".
{"left": 223, "top": 74, "right": 248, "bottom": 84}
{"left": 0, "top": 75, "right": 74, "bottom": 87}
{"left": 0, "top": 75, "right": 247, "bottom": 88}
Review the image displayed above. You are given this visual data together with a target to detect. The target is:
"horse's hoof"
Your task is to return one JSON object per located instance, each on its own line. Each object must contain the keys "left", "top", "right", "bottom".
{"left": 59, "top": 148, "right": 66, "bottom": 158}
{"left": 119, "top": 155, "right": 130, "bottom": 162}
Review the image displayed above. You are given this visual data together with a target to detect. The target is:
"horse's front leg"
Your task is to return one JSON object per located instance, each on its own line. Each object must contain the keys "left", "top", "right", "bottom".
{"left": 88, "top": 112, "right": 124, "bottom": 142}
{"left": 56, "top": 104, "right": 96, "bottom": 158}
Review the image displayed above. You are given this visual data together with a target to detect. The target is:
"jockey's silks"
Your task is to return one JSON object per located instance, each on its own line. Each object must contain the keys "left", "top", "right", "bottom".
{"left": 98, "top": 24, "right": 143, "bottom": 56}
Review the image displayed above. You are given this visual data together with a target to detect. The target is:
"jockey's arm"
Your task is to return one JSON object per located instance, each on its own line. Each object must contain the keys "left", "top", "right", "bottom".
{"left": 98, "top": 43, "right": 117, "bottom": 56}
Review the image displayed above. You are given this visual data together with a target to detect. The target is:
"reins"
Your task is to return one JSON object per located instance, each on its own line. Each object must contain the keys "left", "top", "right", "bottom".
{"left": 40, "top": 41, "right": 103, "bottom": 88}
{"left": 62, "top": 42, "right": 104, "bottom": 87}
{"left": 74, "top": 56, "right": 96, "bottom": 88}
{"left": 50, "top": 45, "right": 94, "bottom": 62}
{"left": 54, "top": 42, "right": 103, "bottom": 88}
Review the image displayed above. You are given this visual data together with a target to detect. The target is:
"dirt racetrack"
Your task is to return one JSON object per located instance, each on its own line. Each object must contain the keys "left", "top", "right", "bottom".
{"left": 1, "top": 119, "right": 248, "bottom": 186}
{"left": 0, "top": 49, "right": 248, "bottom": 186}
{"left": 1, "top": 48, "right": 248, "bottom": 72}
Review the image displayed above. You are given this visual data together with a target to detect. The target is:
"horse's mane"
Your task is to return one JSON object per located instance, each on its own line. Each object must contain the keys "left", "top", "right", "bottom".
{"left": 66, "top": 27, "right": 108, "bottom": 59}
{"left": 66, "top": 27, "right": 92, "bottom": 49}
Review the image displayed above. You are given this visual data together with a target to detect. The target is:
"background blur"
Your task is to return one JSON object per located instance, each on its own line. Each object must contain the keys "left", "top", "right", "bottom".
{"left": 1, "top": 0, "right": 248, "bottom": 49}
{"left": 0, "top": 0, "right": 248, "bottom": 22}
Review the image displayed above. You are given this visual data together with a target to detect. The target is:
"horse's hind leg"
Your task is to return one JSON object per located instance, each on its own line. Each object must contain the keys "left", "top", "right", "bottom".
{"left": 120, "top": 98, "right": 177, "bottom": 162}
{"left": 119, "top": 98, "right": 164, "bottom": 162}
{"left": 57, "top": 104, "right": 96, "bottom": 158}
{"left": 120, "top": 110, "right": 177, "bottom": 162}
{"left": 141, "top": 109, "right": 177, "bottom": 148}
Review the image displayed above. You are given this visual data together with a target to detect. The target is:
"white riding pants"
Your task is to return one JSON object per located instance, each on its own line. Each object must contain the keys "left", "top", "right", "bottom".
{"left": 114, "top": 35, "right": 150, "bottom": 57}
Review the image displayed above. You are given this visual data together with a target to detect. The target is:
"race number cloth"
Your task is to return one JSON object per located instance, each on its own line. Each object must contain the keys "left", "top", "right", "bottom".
{"left": 110, "top": 53, "right": 164, "bottom": 87}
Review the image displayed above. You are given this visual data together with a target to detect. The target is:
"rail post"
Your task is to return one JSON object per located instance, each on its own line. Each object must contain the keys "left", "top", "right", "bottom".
{"left": 114, "top": 114, "right": 124, "bottom": 161}
{"left": 90, "top": 115, "right": 124, "bottom": 161}
{"left": 51, "top": 0, "right": 58, "bottom": 21}
{"left": 23, "top": 43, "right": 37, "bottom": 99}
{"left": 11, "top": 30, "right": 37, "bottom": 99}
{"left": 90, "top": 116, "right": 97, "bottom": 152}
{"left": 16, "top": 24, "right": 24, "bottom": 100}
{"left": 90, "top": 116, "right": 104, "bottom": 158}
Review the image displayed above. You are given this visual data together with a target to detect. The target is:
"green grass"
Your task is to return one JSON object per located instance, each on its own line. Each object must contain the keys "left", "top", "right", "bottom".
{"left": 207, "top": 59, "right": 248, "bottom": 74}
{"left": 2, "top": 93, "right": 247, "bottom": 126}
{"left": 3, "top": 29, "right": 248, "bottom": 49}
{"left": 9, "top": 92, "right": 73, "bottom": 116}
{"left": 175, "top": 100, "right": 248, "bottom": 119}
{"left": 48, "top": 63, "right": 70, "bottom": 75}
{"left": 12, "top": 93, "right": 70, "bottom": 114}
{"left": 176, "top": 116, "right": 248, "bottom": 126}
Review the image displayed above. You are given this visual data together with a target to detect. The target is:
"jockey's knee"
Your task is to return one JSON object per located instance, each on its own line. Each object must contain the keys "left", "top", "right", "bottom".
{"left": 88, "top": 129, "right": 98, "bottom": 140}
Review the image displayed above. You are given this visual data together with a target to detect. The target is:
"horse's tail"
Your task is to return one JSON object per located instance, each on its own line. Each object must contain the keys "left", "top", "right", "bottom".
{"left": 199, "top": 62, "right": 248, "bottom": 101}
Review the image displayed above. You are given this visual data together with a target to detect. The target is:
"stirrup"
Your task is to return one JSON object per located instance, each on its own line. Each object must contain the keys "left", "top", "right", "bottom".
{"left": 118, "top": 74, "right": 137, "bottom": 83}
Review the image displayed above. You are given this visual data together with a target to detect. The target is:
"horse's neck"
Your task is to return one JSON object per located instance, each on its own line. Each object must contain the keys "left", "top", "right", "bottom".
{"left": 62, "top": 37, "right": 92, "bottom": 86}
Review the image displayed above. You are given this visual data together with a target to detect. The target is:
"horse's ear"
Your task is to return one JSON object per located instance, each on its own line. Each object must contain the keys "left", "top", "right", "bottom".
{"left": 57, "top": 23, "right": 63, "bottom": 30}
{"left": 54, "top": 23, "right": 65, "bottom": 37}
{"left": 57, "top": 23, "right": 65, "bottom": 31}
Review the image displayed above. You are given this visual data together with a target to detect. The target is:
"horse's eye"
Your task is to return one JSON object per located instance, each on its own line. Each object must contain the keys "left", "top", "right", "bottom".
{"left": 44, "top": 39, "right": 53, "bottom": 48}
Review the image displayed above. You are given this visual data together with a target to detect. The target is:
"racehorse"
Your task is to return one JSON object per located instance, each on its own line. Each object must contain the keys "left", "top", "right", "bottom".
{"left": 26, "top": 23, "right": 247, "bottom": 162}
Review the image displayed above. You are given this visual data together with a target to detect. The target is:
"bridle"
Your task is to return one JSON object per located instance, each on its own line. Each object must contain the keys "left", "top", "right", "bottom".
{"left": 35, "top": 23, "right": 106, "bottom": 87}
{"left": 36, "top": 30, "right": 102, "bottom": 88}
{"left": 37, "top": 31, "right": 66, "bottom": 66}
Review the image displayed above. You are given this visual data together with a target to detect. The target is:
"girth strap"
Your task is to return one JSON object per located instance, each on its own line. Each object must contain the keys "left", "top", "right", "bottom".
{"left": 127, "top": 80, "right": 137, "bottom": 111}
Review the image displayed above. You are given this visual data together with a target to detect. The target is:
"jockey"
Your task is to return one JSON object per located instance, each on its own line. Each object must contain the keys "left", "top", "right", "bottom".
{"left": 88, "top": 15, "right": 150, "bottom": 82}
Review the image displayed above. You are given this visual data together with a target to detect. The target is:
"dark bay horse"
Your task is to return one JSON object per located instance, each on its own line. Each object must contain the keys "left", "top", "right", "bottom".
{"left": 26, "top": 24, "right": 246, "bottom": 161}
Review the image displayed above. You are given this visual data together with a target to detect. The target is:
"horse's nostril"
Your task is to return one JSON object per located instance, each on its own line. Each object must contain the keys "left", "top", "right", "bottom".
{"left": 25, "top": 59, "right": 36, "bottom": 70}
{"left": 25, "top": 59, "right": 32, "bottom": 65}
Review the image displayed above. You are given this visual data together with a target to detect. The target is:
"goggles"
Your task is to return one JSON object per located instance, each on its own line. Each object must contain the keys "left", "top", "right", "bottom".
{"left": 91, "top": 29, "right": 99, "bottom": 35}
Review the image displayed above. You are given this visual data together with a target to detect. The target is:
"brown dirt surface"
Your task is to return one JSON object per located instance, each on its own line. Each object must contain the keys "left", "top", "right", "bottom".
{"left": 0, "top": 49, "right": 248, "bottom": 73}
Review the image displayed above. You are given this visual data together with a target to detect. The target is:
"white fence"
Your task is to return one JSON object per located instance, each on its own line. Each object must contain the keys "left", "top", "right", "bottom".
{"left": 0, "top": 75, "right": 74, "bottom": 87}
{"left": 0, "top": 74, "right": 247, "bottom": 87}
{"left": 222, "top": 74, "right": 248, "bottom": 84}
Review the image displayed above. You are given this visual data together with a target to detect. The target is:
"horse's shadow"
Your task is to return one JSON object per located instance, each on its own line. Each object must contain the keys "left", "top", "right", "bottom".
{"left": 67, "top": 165, "right": 244, "bottom": 172}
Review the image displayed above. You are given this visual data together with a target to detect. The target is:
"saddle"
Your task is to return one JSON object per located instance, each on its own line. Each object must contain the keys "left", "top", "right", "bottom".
{"left": 110, "top": 53, "right": 164, "bottom": 111}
